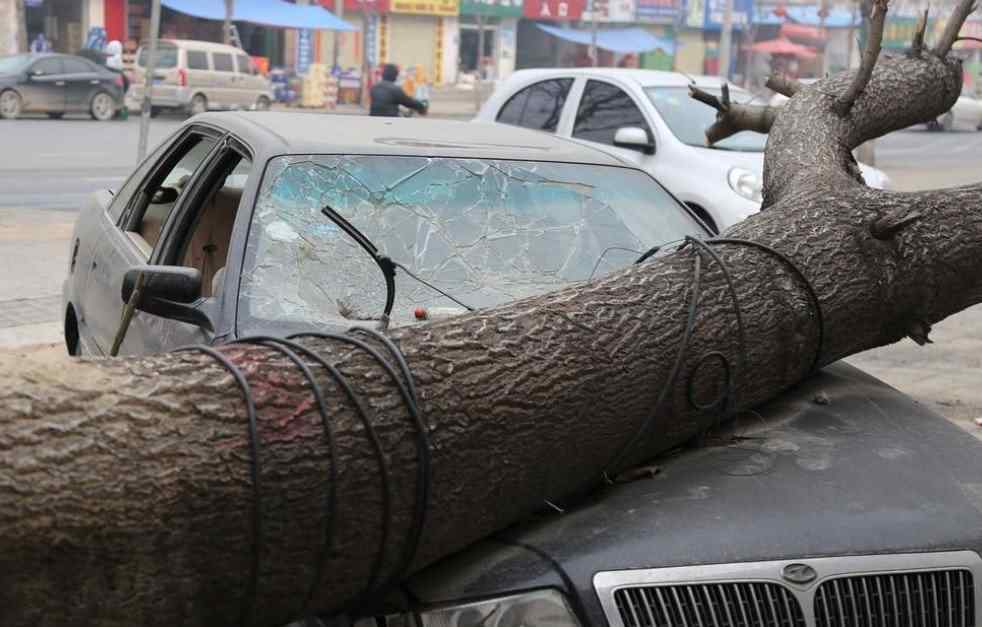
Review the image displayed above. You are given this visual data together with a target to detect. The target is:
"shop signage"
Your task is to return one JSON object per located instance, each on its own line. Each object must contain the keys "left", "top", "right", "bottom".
{"left": 582, "top": 0, "right": 636, "bottom": 22}
{"left": 297, "top": 29, "right": 313, "bottom": 74}
{"left": 461, "top": 0, "right": 524, "bottom": 17}
{"left": 341, "top": 0, "right": 391, "bottom": 13}
{"left": 636, "top": 0, "right": 676, "bottom": 22}
{"left": 522, "top": 0, "right": 586, "bottom": 20}
{"left": 687, "top": 0, "right": 751, "bottom": 30}
{"left": 390, "top": 0, "right": 460, "bottom": 15}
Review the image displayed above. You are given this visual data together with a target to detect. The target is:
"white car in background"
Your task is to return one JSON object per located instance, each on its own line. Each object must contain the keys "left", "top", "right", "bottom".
{"left": 927, "top": 88, "right": 982, "bottom": 131}
{"left": 477, "top": 69, "right": 890, "bottom": 233}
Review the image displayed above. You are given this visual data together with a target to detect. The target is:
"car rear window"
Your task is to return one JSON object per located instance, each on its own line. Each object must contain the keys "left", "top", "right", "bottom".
{"left": 137, "top": 43, "right": 178, "bottom": 69}
{"left": 212, "top": 53, "right": 234, "bottom": 72}
{"left": 186, "top": 50, "right": 209, "bottom": 70}
{"left": 236, "top": 54, "right": 255, "bottom": 74}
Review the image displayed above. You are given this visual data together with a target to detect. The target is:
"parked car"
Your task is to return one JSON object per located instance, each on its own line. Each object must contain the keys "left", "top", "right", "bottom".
{"left": 128, "top": 39, "right": 273, "bottom": 117}
{"left": 926, "top": 89, "right": 982, "bottom": 131}
{"left": 62, "top": 113, "right": 707, "bottom": 356}
{"left": 0, "top": 53, "right": 124, "bottom": 121}
{"left": 63, "top": 113, "right": 982, "bottom": 627}
{"left": 476, "top": 69, "right": 890, "bottom": 233}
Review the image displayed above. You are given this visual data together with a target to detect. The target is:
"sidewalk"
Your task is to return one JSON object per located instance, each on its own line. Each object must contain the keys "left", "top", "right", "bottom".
{"left": 0, "top": 207, "right": 72, "bottom": 351}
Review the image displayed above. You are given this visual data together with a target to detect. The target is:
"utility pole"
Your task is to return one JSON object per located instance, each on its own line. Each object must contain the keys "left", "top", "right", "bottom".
{"left": 14, "top": 0, "right": 26, "bottom": 53}
{"left": 224, "top": 0, "right": 234, "bottom": 45}
{"left": 474, "top": 14, "right": 486, "bottom": 110}
{"left": 718, "top": 0, "right": 734, "bottom": 79}
{"left": 818, "top": 0, "right": 829, "bottom": 75}
{"left": 590, "top": 0, "right": 599, "bottom": 67}
{"left": 137, "top": 0, "right": 162, "bottom": 162}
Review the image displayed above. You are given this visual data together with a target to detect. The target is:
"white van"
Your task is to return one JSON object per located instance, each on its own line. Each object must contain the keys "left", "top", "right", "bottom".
{"left": 129, "top": 39, "right": 273, "bottom": 116}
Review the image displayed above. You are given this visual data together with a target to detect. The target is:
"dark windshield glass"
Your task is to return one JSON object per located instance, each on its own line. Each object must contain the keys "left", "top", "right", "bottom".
{"left": 240, "top": 155, "right": 704, "bottom": 329}
{"left": 137, "top": 43, "right": 178, "bottom": 68}
{"left": 646, "top": 86, "right": 767, "bottom": 152}
{"left": 0, "top": 55, "right": 31, "bottom": 74}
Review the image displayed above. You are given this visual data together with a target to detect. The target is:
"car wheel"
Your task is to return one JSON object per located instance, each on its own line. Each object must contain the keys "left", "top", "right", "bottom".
{"left": 90, "top": 92, "right": 115, "bottom": 121}
{"left": 255, "top": 95, "right": 271, "bottom": 111}
{"left": 189, "top": 93, "right": 208, "bottom": 116}
{"left": 926, "top": 119, "right": 941, "bottom": 131}
{"left": 941, "top": 111, "right": 955, "bottom": 132}
{"left": 150, "top": 106, "right": 163, "bottom": 118}
{"left": 0, "top": 89, "right": 22, "bottom": 120}
{"left": 47, "top": 112, "right": 64, "bottom": 119}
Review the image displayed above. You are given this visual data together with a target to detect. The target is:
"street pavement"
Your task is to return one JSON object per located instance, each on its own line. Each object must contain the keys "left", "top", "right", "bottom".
{"left": 1, "top": 117, "right": 981, "bottom": 437}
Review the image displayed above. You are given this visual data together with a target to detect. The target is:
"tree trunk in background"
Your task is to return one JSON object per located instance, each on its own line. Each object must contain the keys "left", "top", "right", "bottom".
{"left": 1, "top": 6, "right": 981, "bottom": 627}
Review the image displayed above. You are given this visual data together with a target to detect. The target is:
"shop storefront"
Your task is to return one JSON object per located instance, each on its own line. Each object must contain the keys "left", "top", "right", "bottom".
{"left": 24, "top": 0, "right": 85, "bottom": 53}
{"left": 459, "top": 0, "right": 522, "bottom": 79}
{"left": 380, "top": 0, "right": 459, "bottom": 84}
{"left": 635, "top": 0, "right": 676, "bottom": 69}
{"left": 516, "top": 0, "right": 586, "bottom": 69}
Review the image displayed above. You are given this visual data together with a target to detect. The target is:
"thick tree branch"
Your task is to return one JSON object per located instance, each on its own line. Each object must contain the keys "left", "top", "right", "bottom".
{"left": 934, "top": 0, "right": 979, "bottom": 57}
{"left": 834, "top": 0, "right": 889, "bottom": 116}
{"left": 689, "top": 84, "right": 781, "bottom": 145}
{"left": 909, "top": 9, "right": 929, "bottom": 57}
{"left": 766, "top": 74, "right": 802, "bottom": 98}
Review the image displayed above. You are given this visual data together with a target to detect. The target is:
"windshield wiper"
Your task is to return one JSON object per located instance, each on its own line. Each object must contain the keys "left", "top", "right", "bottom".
{"left": 320, "top": 205, "right": 475, "bottom": 328}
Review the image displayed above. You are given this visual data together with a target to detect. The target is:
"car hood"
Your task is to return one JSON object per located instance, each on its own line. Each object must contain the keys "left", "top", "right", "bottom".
{"left": 406, "top": 363, "right": 982, "bottom": 622}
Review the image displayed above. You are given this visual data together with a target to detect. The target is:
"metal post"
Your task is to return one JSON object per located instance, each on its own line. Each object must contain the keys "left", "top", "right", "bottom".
{"left": 590, "top": 0, "right": 599, "bottom": 67}
{"left": 818, "top": 0, "right": 829, "bottom": 76}
{"left": 718, "top": 0, "right": 734, "bottom": 79}
{"left": 474, "top": 14, "right": 486, "bottom": 110}
{"left": 334, "top": 0, "right": 344, "bottom": 69}
{"left": 224, "top": 0, "right": 234, "bottom": 45}
{"left": 14, "top": 0, "right": 26, "bottom": 53}
{"left": 137, "top": 0, "right": 161, "bottom": 163}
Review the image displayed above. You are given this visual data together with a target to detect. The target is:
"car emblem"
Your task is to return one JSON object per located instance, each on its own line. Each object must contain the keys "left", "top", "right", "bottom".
{"left": 782, "top": 563, "right": 818, "bottom": 584}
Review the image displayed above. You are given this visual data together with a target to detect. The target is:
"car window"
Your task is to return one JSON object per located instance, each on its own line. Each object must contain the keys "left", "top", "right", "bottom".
{"left": 213, "top": 53, "right": 234, "bottom": 73}
{"left": 30, "top": 57, "right": 64, "bottom": 76}
{"left": 169, "top": 150, "right": 252, "bottom": 297}
{"left": 573, "top": 80, "right": 650, "bottom": 146}
{"left": 236, "top": 54, "right": 256, "bottom": 75}
{"left": 186, "top": 50, "right": 209, "bottom": 71}
{"left": 63, "top": 57, "right": 95, "bottom": 74}
{"left": 137, "top": 43, "right": 178, "bottom": 69}
{"left": 125, "top": 135, "right": 219, "bottom": 256}
{"left": 240, "top": 155, "right": 704, "bottom": 331}
{"left": 108, "top": 134, "right": 176, "bottom": 223}
{"left": 496, "top": 79, "right": 572, "bottom": 132}
{"left": 646, "top": 86, "right": 766, "bottom": 152}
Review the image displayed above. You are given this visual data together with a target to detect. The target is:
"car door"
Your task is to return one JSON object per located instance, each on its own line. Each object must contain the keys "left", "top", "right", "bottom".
{"left": 210, "top": 51, "right": 237, "bottom": 108}
{"left": 234, "top": 53, "right": 262, "bottom": 107}
{"left": 79, "top": 128, "right": 223, "bottom": 355}
{"left": 21, "top": 57, "right": 66, "bottom": 112}
{"left": 570, "top": 79, "right": 656, "bottom": 168}
{"left": 61, "top": 56, "right": 104, "bottom": 112}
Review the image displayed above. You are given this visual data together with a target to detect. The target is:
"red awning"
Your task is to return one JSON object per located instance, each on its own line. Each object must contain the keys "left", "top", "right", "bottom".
{"left": 750, "top": 37, "right": 817, "bottom": 59}
{"left": 780, "top": 22, "right": 826, "bottom": 43}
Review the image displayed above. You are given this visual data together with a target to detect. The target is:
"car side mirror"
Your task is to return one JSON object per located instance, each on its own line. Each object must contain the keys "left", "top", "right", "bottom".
{"left": 613, "top": 126, "right": 655, "bottom": 155}
{"left": 121, "top": 265, "right": 214, "bottom": 332}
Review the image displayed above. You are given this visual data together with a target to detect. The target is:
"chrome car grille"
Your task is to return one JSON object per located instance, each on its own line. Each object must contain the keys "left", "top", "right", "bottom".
{"left": 595, "top": 552, "right": 982, "bottom": 627}
{"left": 615, "top": 582, "right": 806, "bottom": 627}
{"left": 813, "top": 570, "right": 974, "bottom": 627}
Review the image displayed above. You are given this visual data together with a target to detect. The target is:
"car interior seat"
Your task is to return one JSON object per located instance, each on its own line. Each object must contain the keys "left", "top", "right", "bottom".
{"left": 182, "top": 182, "right": 241, "bottom": 297}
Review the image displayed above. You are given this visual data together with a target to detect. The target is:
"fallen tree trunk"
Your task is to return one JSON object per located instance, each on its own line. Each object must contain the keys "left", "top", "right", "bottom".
{"left": 2, "top": 4, "right": 981, "bottom": 624}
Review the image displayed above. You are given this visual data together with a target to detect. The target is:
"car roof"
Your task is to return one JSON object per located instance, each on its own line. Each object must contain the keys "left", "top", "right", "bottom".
{"left": 507, "top": 68, "right": 748, "bottom": 90}
{"left": 144, "top": 39, "right": 248, "bottom": 54}
{"left": 197, "top": 111, "right": 634, "bottom": 166}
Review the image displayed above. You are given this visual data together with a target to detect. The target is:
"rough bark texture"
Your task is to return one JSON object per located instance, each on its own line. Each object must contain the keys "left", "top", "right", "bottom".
{"left": 2, "top": 11, "right": 981, "bottom": 627}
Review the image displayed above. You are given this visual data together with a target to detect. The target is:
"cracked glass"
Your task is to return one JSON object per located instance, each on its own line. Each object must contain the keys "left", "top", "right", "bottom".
{"left": 240, "top": 155, "right": 704, "bottom": 331}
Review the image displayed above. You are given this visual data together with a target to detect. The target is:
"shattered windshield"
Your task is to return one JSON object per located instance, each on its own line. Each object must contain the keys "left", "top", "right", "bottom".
{"left": 646, "top": 87, "right": 767, "bottom": 152}
{"left": 240, "top": 155, "right": 703, "bottom": 330}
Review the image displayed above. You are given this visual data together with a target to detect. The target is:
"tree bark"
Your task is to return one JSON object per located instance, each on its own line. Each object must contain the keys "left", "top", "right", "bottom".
{"left": 2, "top": 8, "right": 981, "bottom": 626}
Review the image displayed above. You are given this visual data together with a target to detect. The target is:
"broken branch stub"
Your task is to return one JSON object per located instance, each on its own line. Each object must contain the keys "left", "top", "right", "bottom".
{"left": 2, "top": 1, "right": 982, "bottom": 625}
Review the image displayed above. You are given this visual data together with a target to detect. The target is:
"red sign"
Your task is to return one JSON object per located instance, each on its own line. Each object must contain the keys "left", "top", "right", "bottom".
{"left": 323, "top": 0, "right": 390, "bottom": 14}
{"left": 523, "top": 0, "right": 585, "bottom": 20}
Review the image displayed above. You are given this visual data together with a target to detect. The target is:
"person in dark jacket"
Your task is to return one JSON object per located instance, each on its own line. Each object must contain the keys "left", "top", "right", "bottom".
{"left": 370, "top": 64, "right": 428, "bottom": 117}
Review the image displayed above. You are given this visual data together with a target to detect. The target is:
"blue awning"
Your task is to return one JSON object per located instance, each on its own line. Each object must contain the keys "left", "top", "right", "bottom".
{"left": 754, "top": 6, "right": 858, "bottom": 28}
{"left": 161, "top": 0, "right": 356, "bottom": 32}
{"left": 535, "top": 24, "right": 675, "bottom": 54}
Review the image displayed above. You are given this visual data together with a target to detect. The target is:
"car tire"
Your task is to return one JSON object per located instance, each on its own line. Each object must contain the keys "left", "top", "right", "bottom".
{"left": 255, "top": 95, "right": 271, "bottom": 111}
{"left": 941, "top": 111, "right": 955, "bottom": 132}
{"left": 47, "top": 112, "right": 64, "bottom": 119}
{"left": 150, "top": 106, "right": 163, "bottom": 118}
{"left": 189, "top": 93, "right": 208, "bottom": 117}
{"left": 90, "top": 91, "right": 115, "bottom": 121}
{"left": 0, "top": 89, "right": 22, "bottom": 120}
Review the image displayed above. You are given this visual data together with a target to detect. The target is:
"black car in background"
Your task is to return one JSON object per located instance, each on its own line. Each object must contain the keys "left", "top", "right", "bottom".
{"left": 0, "top": 53, "right": 124, "bottom": 121}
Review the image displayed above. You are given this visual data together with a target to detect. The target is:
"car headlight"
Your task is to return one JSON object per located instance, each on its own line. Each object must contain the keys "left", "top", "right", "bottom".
{"left": 727, "top": 167, "right": 763, "bottom": 203}
{"left": 419, "top": 589, "right": 580, "bottom": 627}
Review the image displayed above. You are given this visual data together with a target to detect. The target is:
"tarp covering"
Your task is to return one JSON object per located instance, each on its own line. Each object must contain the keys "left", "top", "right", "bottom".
{"left": 161, "top": 0, "right": 356, "bottom": 32}
{"left": 535, "top": 24, "right": 675, "bottom": 54}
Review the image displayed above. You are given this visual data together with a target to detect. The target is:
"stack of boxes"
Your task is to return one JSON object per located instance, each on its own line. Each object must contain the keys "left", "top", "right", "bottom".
{"left": 301, "top": 64, "right": 339, "bottom": 109}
